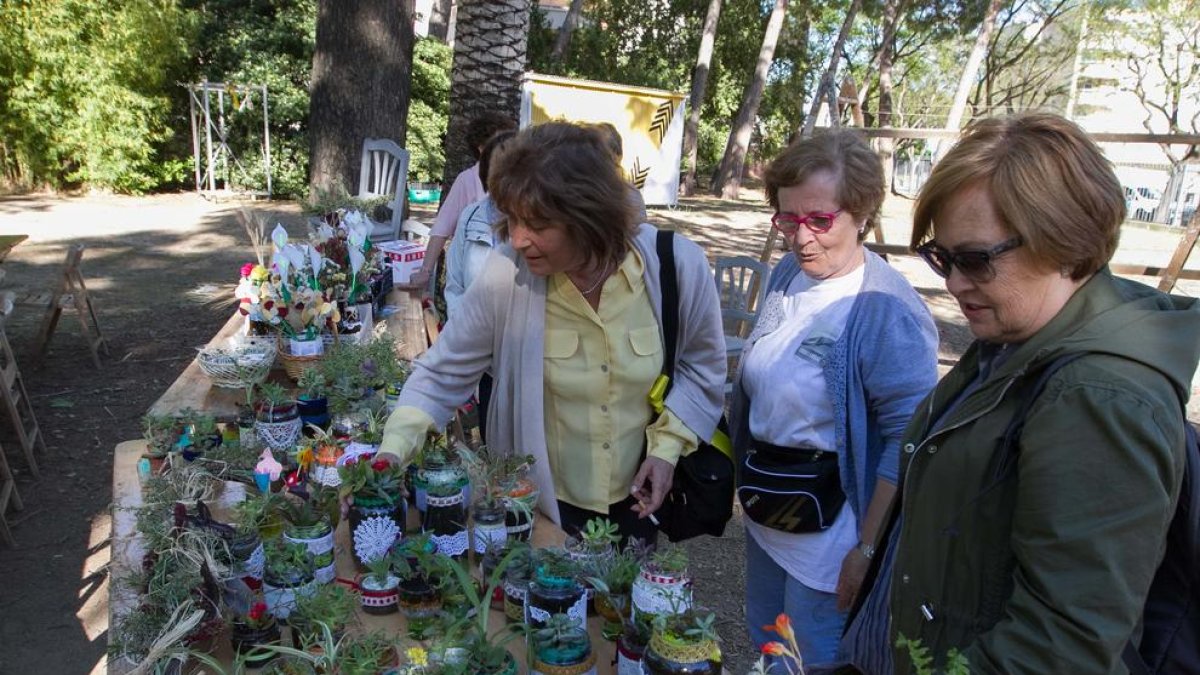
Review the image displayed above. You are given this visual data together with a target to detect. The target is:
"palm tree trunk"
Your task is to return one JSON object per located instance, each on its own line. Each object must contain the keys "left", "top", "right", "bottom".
{"left": 710, "top": 0, "right": 788, "bottom": 200}
{"left": 802, "top": 0, "right": 864, "bottom": 135}
{"left": 441, "top": 0, "right": 531, "bottom": 188}
{"left": 549, "top": 0, "right": 586, "bottom": 60}
{"left": 681, "top": 0, "right": 723, "bottom": 196}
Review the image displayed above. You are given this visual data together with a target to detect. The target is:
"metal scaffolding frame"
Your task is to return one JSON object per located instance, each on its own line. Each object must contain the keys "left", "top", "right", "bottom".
{"left": 185, "top": 81, "right": 272, "bottom": 198}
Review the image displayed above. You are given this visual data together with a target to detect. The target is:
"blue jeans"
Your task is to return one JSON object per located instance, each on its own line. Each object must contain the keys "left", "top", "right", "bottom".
{"left": 745, "top": 532, "right": 848, "bottom": 668}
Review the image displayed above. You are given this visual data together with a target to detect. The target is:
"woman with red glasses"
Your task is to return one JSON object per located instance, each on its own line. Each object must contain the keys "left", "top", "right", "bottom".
{"left": 730, "top": 129, "right": 938, "bottom": 666}
{"left": 844, "top": 113, "right": 1200, "bottom": 674}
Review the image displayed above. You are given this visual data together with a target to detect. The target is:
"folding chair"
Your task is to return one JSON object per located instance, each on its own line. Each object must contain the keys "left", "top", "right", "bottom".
{"left": 714, "top": 256, "right": 769, "bottom": 393}
{"left": 0, "top": 298, "right": 44, "bottom": 480}
{"left": 16, "top": 244, "right": 108, "bottom": 368}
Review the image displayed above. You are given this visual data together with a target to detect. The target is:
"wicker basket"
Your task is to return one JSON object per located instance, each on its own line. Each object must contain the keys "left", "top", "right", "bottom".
{"left": 197, "top": 340, "right": 276, "bottom": 389}
{"left": 278, "top": 337, "right": 323, "bottom": 382}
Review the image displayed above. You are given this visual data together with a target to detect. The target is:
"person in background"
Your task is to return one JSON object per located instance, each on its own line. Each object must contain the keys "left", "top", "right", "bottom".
{"left": 443, "top": 129, "right": 516, "bottom": 443}
{"left": 594, "top": 122, "right": 649, "bottom": 224}
{"left": 877, "top": 113, "right": 1198, "bottom": 673}
{"left": 444, "top": 130, "right": 516, "bottom": 317}
{"left": 731, "top": 129, "right": 938, "bottom": 665}
{"left": 402, "top": 112, "right": 516, "bottom": 292}
{"left": 379, "top": 122, "right": 726, "bottom": 542}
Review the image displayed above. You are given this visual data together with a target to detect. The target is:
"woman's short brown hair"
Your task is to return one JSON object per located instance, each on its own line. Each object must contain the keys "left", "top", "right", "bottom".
{"left": 764, "top": 129, "right": 885, "bottom": 241}
{"left": 912, "top": 113, "right": 1125, "bottom": 280}
{"left": 489, "top": 122, "right": 635, "bottom": 269}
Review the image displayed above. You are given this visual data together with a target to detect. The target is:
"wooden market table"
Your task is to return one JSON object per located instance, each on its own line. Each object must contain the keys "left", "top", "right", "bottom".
{"left": 0, "top": 234, "right": 28, "bottom": 263}
{"left": 148, "top": 288, "right": 427, "bottom": 421}
{"left": 107, "top": 440, "right": 621, "bottom": 674}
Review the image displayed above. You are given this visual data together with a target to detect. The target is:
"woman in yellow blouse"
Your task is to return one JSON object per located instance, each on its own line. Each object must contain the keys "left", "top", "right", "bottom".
{"left": 379, "top": 122, "right": 726, "bottom": 540}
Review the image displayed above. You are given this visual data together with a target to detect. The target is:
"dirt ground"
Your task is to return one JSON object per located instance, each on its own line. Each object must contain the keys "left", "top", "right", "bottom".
{"left": 0, "top": 191, "right": 1195, "bottom": 674}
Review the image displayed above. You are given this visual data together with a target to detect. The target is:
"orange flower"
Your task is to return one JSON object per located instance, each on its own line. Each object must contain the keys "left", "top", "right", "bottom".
{"left": 762, "top": 641, "right": 787, "bottom": 656}
{"left": 763, "top": 613, "right": 796, "bottom": 644}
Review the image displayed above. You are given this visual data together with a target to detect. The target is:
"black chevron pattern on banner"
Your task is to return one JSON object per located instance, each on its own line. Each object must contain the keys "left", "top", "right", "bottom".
{"left": 631, "top": 157, "right": 651, "bottom": 189}
{"left": 649, "top": 101, "right": 673, "bottom": 144}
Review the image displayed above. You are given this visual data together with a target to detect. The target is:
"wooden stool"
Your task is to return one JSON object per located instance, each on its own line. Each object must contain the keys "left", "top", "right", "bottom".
{"left": 16, "top": 244, "right": 108, "bottom": 368}
{"left": 0, "top": 308, "right": 44, "bottom": 478}
{"left": 0, "top": 438, "right": 22, "bottom": 547}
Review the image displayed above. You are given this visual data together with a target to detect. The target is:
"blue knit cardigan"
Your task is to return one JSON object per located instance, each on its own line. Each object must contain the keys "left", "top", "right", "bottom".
{"left": 729, "top": 250, "right": 939, "bottom": 521}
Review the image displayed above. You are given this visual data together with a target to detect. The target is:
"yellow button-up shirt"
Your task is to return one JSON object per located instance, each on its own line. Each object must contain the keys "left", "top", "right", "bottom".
{"left": 544, "top": 248, "right": 697, "bottom": 512}
{"left": 379, "top": 249, "right": 698, "bottom": 513}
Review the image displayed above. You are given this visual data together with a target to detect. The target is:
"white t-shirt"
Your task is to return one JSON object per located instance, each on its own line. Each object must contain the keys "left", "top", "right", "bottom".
{"left": 741, "top": 264, "right": 865, "bottom": 592}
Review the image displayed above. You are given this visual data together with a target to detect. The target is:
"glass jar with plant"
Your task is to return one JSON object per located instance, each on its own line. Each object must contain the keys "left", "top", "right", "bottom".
{"left": 530, "top": 613, "right": 596, "bottom": 675}
{"left": 301, "top": 429, "right": 344, "bottom": 488}
{"left": 413, "top": 434, "right": 467, "bottom": 517}
{"left": 632, "top": 544, "right": 693, "bottom": 623}
{"left": 501, "top": 543, "right": 534, "bottom": 624}
{"left": 526, "top": 547, "right": 587, "bottom": 630}
{"left": 255, "top": 382, "right": 302, "bottom": 452}
{"left": 338, "top": 454, "right": 406, "bottom": 569}
{"left": 288, "top": 584, "right": 356, "bottom": 649}
{"left": 437, "top": 547, "right": 525, "bottom": 675}
{"left": 236, "top": 382, "right": 258, "bottom": 450}
{"left": 642, "top": 607, "right": 722, "bottom": 675}
{"left": 585, "top": 539, "right": 650, "bottom": 639}
{"left": 281, "top": 498, "right": 336, "bottom": 584}
{"left": 142, "top": 413, "right": 182, "bottom": 459}
{"left": 422, "top": 464, "right": 469, "bottom": 560}
{"left": 229, "top": 600, "right": 281, "bottom": 668}
{"left": 501, "top": 461, "right": 539, "bottom": 542}
{"left": 234, "top": 491, "right": 289, "bottom": 542}
{"left": 334, "top": 630, "right": 400, "bottom": 673}
{"left": 347, "top": 406, "right": 387, "bottom": 456}
{"left": 566, "top": 517, "right": 620, "bottom": 609}
{"left": 458, "top": 445, "right": 536, "bottom": 559}
{"left": 262, "top": 539, "right": 316, "bottom": 620}
{"left": 357, "top": 554, "right": 400, "bottom": 616}
{"left": 294, "top": 368, "right": 330, "bottom": 432}
{"left": 394, "top": 534, "right": 443, "bottom": 638}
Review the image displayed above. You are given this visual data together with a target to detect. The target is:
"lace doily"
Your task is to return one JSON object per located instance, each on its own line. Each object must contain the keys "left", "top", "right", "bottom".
{"left": 237, "top": 543, "right": 265, "bottom": 581}
{"left": 431, "top": 530, "right": 470, "bottom": 557}
{"left": 353, "top": 515, "right": 400, "bottom": 563}
{"left": 256, "top": 418, "right": 302, "bottom": 452}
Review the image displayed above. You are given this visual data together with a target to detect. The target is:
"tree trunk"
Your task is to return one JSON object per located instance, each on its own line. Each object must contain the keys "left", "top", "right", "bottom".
{"left": 681, "top": 0, "right": 723, "bottom": 196}
{"left": 877, "top": 0, "right": 903, "bottom": 196}
{"left": 309, "top": 0, "right": 415, "bottom": 197}
{"left": 801, "top": 0, "right": 864, "bottom": 136}
{"left": 937, "top": 0, "right": 1004, "bottom": 156}
{"left": 711, "top": 0, "right": 788, "bottom": 200}
{"left": 441, "top": 0, "right": 531, "bottom": 189}
{"left": 550, "top": 0, "right": 586, "bottom": 60}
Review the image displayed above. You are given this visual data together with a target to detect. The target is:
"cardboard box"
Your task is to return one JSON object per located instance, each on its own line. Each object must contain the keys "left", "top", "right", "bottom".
{"left": 377, "top": 241, "right": 426, "bottom": 285}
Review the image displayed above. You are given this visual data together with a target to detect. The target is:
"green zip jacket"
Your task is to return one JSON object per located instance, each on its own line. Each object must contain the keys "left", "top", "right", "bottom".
{"left": 890, "top": 268, "right": 1200, "bottom": 674}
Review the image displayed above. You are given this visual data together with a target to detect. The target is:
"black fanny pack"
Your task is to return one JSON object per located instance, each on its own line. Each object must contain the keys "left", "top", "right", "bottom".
{"left": 737, "top": 441, "right": 845, "bottom": 533}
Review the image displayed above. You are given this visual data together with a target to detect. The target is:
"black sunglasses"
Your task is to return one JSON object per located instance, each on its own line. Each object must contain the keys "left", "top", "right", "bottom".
{"left": 916, "top": 237, "right": 1023, "bottom": 281}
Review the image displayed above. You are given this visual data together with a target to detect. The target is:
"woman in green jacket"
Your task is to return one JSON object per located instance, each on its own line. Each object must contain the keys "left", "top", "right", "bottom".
{"left": 875, "top": 113, "right": 1200, "bottom": 674}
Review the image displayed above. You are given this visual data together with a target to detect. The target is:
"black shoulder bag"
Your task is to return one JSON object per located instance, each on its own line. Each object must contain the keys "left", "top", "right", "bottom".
{"left": 646, "top": 229, "right": 735, "bottom": 542}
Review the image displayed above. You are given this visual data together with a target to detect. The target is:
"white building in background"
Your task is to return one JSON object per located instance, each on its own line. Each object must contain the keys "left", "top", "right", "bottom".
{"left": 1073, "top": 24, "right": 1199, "bottom": 226}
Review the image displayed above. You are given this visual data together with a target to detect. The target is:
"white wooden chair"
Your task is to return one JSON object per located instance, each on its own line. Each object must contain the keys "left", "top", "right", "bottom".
{"left": 714, "top": 256, "right": 769, "bottom": 392}
{"left": 358, "top": 139, "right": 410, "bottom": 242}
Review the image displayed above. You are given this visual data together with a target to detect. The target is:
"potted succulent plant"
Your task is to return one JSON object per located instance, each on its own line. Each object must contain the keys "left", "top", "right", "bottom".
{"left": 336, "top": 630, "right": 400, "bottom": 673}
{"left": 302, "top": 429, "right": 344, "bottom": 488}
{"left": 255, "top": 382, "right": 303, "bottom": 452}
{"left": 421, "top": 463, "right": 469, "bottom": 560}
{"left": 295, "top": 368, "right": 330, "bottom": 432}
{"left": 437, "top": 548, "right": 525, "bottom": 675}
{"left": 288, "top": 583, "right": 356, "bottom": 649}
{"left": 338, "top": 454, "right": 406, "bottom": 569}
{"left": 632, "top": 545, "right": 692, "bottom": 623}
{"left": 530, "top": 613, "right": 596, "bottom": 675}
{"left": 262, "top": 539, "right": 316, "bottom": 620}
{"left": 458, "top": 444, "right": 536, "bottom": 559}
{"left": 229, "top": 601, "right": 281, "bottom": 668}
{"left": 501, "top": 543, "right": 534, "bottom": 624}
{"left": 585, "top": 539, "right": 649, "bottom": 639}
{"left": 358, "top": 554, "right": 400, "bottom": 616}
{"left": 392, "top": 535, "right": 443, "bottom": 639}
{"left": 501, "top": 464, "right": 539, "bottom": 543}
{"left": 413, "top": 436, "right": 468, "bottom": 516}
{"left": 281, "top": 498, "right": 336, "bottom": 584}
{"left": 642, "top": 608, "right": 722, "bottom": 675}
{"left": 180, "top": 409, "right": 222, "bottom": 461}
{"left": 526, "top": 547, "right": 587, "bottom": 630}
{"left": 566, "top": 516, "right": 620, "bottom": 609}
{"left": 237, "top": 382, "right": 259, "bottom": 451}
{"left": 142, "top": 413, "right": 181, "bottom": 458}
{"left": 234, "top": 491, "right": 288, "bottom": 542}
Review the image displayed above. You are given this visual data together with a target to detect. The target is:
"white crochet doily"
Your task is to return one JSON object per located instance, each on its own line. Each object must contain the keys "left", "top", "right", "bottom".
{"left": 353, "top": 515, "right": 400, "bottom": 563}
{"left": 431, "top": 530, "right": 470, "bottom": 557}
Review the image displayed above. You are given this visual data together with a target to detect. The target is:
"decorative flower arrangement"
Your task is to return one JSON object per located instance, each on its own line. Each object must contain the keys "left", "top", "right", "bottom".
{"left": 308, "top": 210, "right": 383, "bottom": 305}
{"left": 339, "top": 455, "right": 405, "bottom": 504}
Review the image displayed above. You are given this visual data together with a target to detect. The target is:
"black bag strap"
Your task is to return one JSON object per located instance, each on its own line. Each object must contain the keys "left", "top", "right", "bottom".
{"left": 657, "top": 229, "right": 679, "bottom": 385}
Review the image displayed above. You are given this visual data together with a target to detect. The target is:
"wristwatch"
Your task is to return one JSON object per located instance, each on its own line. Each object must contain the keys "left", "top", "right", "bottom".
{"left": 857, "top": 541, "right": 876, "bottom": 560}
